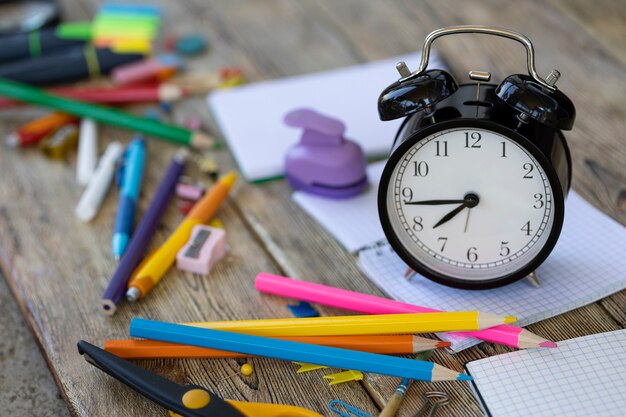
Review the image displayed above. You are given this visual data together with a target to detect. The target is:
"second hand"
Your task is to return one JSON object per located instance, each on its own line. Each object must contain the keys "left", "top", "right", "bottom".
{"left": 464, "top": 208, "right": 471, "bottom": 233}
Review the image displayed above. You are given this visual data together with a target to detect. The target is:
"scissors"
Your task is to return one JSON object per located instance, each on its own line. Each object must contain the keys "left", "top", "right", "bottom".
{"left": 77, "top": 341, "right": 323, "bottom": 417}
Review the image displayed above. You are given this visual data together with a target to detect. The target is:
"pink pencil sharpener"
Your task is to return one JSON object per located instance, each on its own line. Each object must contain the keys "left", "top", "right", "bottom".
{"left": 176, "top": 225, "right": 227, "bottom": 275}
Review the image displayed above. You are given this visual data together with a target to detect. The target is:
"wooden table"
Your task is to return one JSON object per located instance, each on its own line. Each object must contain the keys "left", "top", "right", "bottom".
{"left": 1, "top": 1, "right": 624, "bottom": 416}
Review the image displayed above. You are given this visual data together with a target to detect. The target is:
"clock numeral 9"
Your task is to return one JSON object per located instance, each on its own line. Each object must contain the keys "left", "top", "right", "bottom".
{"left": 438, "top": 237, "right": 448, "bottom": 252}
{"left": 412, "top": 161, "right": 429, "bottom": 177}
{"left": 464, "top": 132, "right": 482, "bottom": 148}
{"left": 402, "top": 187, "right": 413, "bottom": 203}
{"left": 521, "top": 221, "right": 533, "bottom": 236}
{"left": 466, "top": 247, "right": 478, "bottom": 262}
{"left": 500, "top": 241, "right": 510, "bottom": 257}
{"left": 534, "top": 193, "right": 544, "bottom": 209}
{"left": 523, "top": 163, "right": 534, "bottom": 179}
{"left": 412, "top": 216, "right": 424, "bottom": 232}
{"left": 435, "top": 141, "right": 449, "bottom": 157}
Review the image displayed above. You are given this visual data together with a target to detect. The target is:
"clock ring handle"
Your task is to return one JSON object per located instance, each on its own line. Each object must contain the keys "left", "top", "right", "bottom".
{"left": 400, "top": 25, "right": 557, "bottom": 91}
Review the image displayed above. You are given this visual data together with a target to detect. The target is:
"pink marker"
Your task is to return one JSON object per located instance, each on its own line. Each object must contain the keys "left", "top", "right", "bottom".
{"left": 255, "top": 273, "right": 557, "bottom": 349}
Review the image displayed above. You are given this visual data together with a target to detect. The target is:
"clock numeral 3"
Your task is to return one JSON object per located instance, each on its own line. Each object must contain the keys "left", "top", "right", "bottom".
{"left": 464, "top": 132, "right": 482, "bottom": 148}
{"left": 500, "top": 241, "right": 510, "bottom": 257}
{"left": 402, "top": 187, "right": 413, "bottom": 202}
{"left": 533, "top": 193, "right": 544, "bottom": 209}
{"left": 412, "top": 161, "right": 429, "bottom": 177}
{"left": 435, "top": 141, "right": 449, "bottom": 157}
{"left": 521, "top": 221, "right": 533, "bottom": 236}
{"left": 466, "top": 247, "right": 478, "bottom": 262}
{"left": 412, "top": 216, "right": 424, "bottom": 232}
{"left": 438, "top": 237, "right": 448, "bottom": 252}
{"left": 523, "top": 163, "right": 534, "bottom": 179}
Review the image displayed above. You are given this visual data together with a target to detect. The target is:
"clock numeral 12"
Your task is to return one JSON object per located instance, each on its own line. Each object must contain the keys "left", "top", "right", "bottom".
{"left": 435, "top": 140, "right": 449, "bottom": 156}
{"left": 464, "top": 132, "right": 482, "bottom": 148}
{"left": 412, "top": 161, "right": 429, "bottom": 177}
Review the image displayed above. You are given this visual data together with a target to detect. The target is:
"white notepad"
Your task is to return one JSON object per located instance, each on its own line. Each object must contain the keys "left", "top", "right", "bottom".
{"left": 358, "top": 192, "right": 626, "bottom": 351}
{"left": 465, "top": 329, "right": 626, "bottom": 417}
{"left": 208, "top": 52, "right": 445, "bottom": 181}
{"left": 292, "top": 161, "right": 387, "bottom": 252}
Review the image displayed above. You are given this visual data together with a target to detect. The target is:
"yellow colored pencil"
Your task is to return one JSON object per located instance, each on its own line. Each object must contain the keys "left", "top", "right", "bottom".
{"left": 184, "top": 311, "right": 516, "bottom": 336}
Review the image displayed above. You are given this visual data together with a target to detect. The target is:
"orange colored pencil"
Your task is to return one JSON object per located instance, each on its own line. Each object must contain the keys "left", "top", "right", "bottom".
{"left": 104, "top": 335, "right": 450, "bottom": 359}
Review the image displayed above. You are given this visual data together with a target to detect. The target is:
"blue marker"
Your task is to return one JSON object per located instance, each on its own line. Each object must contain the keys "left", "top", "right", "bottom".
{"left": 112, "top": 138, "right": 146, "bottom": 259}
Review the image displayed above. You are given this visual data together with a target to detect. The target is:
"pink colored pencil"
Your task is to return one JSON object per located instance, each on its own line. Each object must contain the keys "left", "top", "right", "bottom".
{"left": 255, "top": 273, "right": 556, "bottom": 349}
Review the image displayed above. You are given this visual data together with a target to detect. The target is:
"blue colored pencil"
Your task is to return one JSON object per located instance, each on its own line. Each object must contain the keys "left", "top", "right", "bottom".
{"left": 130, "top": 318, "right": 471, "bottom": 382}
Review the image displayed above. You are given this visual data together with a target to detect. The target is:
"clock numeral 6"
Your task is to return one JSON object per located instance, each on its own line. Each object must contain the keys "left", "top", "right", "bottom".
{"left": 464, "top": 132, "right": 482, "bottom": 148}
{"left": 521, "top": 221, "right": 533, "bottom": 236}
{"left": 412, "top": 216, "right": 424, "bottom": 232}
{"left": 438, "top": 237, "right": 448, "bottom": 252}
{"left": 412, "top": 161, "right": 429, "bottom": 177}
{"left": 402, "top": 187, "right": 413, "bottom": 202}
{"left": 466, "top": 247, "right": 478, "bottom": 262}
{"left": 533, "top": 193, "right": 544, "bottom": 209}
{"left": 500, "top": 241, "right": 510, "bottom": 257}
{"left": 523, "top": 163, "right": 534, "bottom": 179}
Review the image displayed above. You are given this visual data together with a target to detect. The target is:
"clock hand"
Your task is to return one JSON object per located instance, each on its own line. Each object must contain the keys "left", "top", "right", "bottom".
{"left": 404, "top": 199, "right": 466, "bottom": 205}
{"left": 432, "top": 193, "right": 479, "bottom": 229}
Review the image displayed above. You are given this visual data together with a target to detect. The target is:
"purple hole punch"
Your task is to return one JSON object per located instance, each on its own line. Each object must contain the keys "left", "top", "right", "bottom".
{"left": 284, "top": 108, "right": 368, "bottom": 198}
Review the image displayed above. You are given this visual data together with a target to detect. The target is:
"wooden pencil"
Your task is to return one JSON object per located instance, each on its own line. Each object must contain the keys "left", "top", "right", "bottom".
{"left": 104, "top": 335, "right": 450, "bottom": 359}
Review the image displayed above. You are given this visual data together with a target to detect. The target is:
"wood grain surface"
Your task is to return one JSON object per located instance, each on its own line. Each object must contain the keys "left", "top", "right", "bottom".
{"left": 0, "top": 1, "right": 624, "bottom": 417}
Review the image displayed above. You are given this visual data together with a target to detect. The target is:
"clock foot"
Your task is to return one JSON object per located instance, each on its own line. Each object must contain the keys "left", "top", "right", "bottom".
{"left": 526, "top": 271, "right": 541, "bottom": 288}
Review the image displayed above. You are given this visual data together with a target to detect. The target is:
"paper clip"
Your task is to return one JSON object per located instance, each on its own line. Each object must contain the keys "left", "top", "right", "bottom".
{"left": 412, "top": 392, "right": 450, "bottom": 417}
{"left": 292, "top": 362, "right": 328, "bottom": 373}
{"left": 324, "top": 370, "right": 364, "bottom": 385}
{"left": 329, "top": 400, "right": 372, "bottom": 417}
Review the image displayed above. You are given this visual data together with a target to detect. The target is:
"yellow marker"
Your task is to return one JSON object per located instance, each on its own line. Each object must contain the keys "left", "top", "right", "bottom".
{"left": 126, "top": 172, "right": 236, "bottom": 301}
{"left": 323, "top": 370, "right": 363, "bottom": 385}
{"left": 185, "top": 311, "right": 516, "bottom": 336}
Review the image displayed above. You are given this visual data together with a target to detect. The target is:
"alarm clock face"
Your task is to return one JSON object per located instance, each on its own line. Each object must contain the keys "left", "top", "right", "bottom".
{"left": 379, "top": 120, "right": 564, "bottom": 289}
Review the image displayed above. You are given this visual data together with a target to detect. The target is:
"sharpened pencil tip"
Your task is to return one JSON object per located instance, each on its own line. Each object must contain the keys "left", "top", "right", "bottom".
{"left": 539, "top": 341, "right": 558, "bottom": 348}
{"left": 5, "top": 133, "right": 19, "bottom": 147}
{"left": 436, "top": 340, "right": 452, "bottom": 348}
{"left": 457, "top": 374, "right": 473, "bottom": 381}
{"left": 504, "top": 316, "right": 517, "bottom": 324}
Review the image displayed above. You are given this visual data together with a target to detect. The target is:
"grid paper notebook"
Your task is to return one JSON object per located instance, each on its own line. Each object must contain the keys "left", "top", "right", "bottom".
{"left": 208, "top": 52, "right": 445, "bottom": 181}
{"left": 293, "top": 161, "right": 386, "bottom": 252}
{"left": 358, "top": 192, "right": 626, "bottom": 351}
{"left": 465, "top": 329, "right": 626, "bottom": 417}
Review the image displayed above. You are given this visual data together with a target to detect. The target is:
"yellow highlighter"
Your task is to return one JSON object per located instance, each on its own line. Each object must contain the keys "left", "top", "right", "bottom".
{"left": 184, "top": 311, "right": 517, "bottom": 335}
{"left": 126, "top": 171, "right": 236, "bottom": 301}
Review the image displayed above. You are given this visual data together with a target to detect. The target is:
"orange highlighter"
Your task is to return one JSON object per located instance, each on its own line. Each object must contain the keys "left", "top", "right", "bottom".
{"left": 126, "top": 171, "right": 236, "bottom": 301}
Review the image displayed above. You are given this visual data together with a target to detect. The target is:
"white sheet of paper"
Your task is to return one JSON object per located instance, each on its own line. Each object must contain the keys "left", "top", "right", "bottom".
{"left": 208, "top": 52, "right": 445, "bottom": 181}
{"left": 358, "top": 192, "right": 626, "bottom": 351}
{"left": 465, "top": 330, "right": 626, "bottom": 417}
{"left": 292, "top": 161, "right": 387, "bottom": 252}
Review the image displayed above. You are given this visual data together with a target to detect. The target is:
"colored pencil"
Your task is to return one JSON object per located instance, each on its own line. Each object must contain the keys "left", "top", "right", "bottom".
{"left": 5, "top": 112, "right": 77, "bottom": 147}
{"left": 0, "top": 84, "right": 189, "bottom": 108}
{"left": 184, "top": 311, "right": 516, "bottom": 336}
{"left": 255, "top": 273, "right": 557, "bottom": 349}
{"left": 0, "top": 77, "right": 215, "bottom": 149}
{"left": 130, "top": 318, "right": 471, "bottom": 382}
{"left": 104, "top": 335, "right": 450, "bottom": 359}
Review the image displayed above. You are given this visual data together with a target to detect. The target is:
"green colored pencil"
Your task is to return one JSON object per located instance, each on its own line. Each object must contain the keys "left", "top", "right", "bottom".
{"left": 0, "top": 77, "right": 214, "bottom": 149}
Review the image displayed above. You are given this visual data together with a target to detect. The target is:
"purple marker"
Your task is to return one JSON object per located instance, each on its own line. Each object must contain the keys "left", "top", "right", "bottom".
{"left": 99, "top": 148, "right": 188, "bottom": 315}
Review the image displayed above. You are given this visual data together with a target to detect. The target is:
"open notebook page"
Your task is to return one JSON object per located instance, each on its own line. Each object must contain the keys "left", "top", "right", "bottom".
{"left": 465, "top": 329, "right": 626, "bottom": 417}
{"left": 293, "top": 161, "right": 387, "bottom": 252}
{"left": 208, "top": 52, "right": 445, "bottom": 181}
{"left": 358, "top": 192, "right": 626, "bottom": 351}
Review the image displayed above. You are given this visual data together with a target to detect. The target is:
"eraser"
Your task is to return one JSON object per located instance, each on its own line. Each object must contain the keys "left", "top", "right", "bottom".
{"left": 176, "top": 225, "right": 227, "bottom": 275}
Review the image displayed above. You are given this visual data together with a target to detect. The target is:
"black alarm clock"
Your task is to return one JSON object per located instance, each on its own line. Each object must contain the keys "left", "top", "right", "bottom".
{"left": 377, "top": 26, "right": 575, "bottom": 289}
